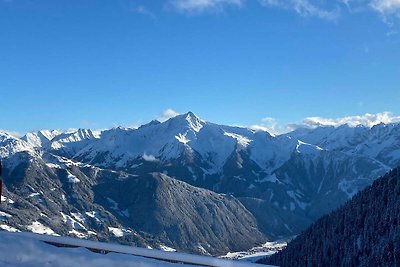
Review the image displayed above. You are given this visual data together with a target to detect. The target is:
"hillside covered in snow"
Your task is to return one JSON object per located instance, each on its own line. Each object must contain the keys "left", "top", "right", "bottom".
{"left": 1, "top": 112, "right": 400, "bottom": 255}
{"left": 0, "top": 231, "right": 267, "bottom": 267}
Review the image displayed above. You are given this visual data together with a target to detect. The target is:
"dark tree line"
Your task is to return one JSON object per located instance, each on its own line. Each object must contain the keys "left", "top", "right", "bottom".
{"left": 258, "top": 167, "right": 400, "bottom": 267}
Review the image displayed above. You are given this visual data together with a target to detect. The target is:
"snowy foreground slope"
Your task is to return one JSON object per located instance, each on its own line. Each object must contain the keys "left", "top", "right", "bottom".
{"left": 0, "top": 231, "right": 272, "bottom": 267}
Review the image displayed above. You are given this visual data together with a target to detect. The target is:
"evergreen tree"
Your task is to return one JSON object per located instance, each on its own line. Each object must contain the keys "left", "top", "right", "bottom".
{"left": 258, "top": 167, "right": 400, "bottom": 267}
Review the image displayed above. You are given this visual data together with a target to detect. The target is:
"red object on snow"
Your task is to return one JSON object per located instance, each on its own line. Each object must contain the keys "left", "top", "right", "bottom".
{"left": 0, "top": 160, "right": 2, "bottom": 203}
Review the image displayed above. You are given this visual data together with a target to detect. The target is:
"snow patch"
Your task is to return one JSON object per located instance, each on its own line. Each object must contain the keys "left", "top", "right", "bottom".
{"left": 46, "top": 163, "right": 62, "bottom": 169}
{"left": 175, "top": 133, "right": 190, "bottom": 145}
{"left": 224, "top": 132, "right": 251, "bottom": 147}
{"left": 68, "top": 229, "right": 88, "bottom": 239}
{"left": 108, "top": 227, "right": 132, "bottom": 237}
{"left": 1, "top": 196, "right": 15, "bottom": 204}
{"left": 0, "top": 224, "right": 20, "bottom": 232}
{"left": 185, "top": 113, "right": 204, "bottom": 132}
{"left": 71, "top": 212, "right": 86, "bottom": 225}
{"left": 27, "top": 221, "right": 58, "bottom": 236}
{"left": 160, "top": 245, "right": 176, "bottom": 252}
{"left": 85, "top": 211, "right": 104, "bottom": 223}
{"left": 296, "top": 140, "right": 323, "bottom": 154}
{"left": 222, "top": 241, "right": 287, "bottom": 262}
{"left": 60, "top": 212, "right": 87, "bottom": 230}
{"left": 0, "top": 211, "right": 12, "bottom": 219}
{"left": 67, "top": 172, "right": 80, "bottom": 183}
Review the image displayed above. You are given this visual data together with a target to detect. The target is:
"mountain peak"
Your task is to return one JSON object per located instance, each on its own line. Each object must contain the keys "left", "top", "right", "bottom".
{"left": 183, "top": 112, "right": 204, "bottom": 132}
{"left": 0, "top": 131, "right": 15, "bottom": 140}
{"left": 139, "top": 120, "right": 161, "bottom": 129}
{"left": 166, "top": 112, "right": 204, "bottom": 133}
{"left": 184, "top": 111, "right": 197, "bottom": 118}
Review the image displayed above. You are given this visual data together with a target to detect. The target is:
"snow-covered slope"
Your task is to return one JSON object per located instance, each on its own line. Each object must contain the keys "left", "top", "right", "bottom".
{"left": 2, "top": 112, "right": 400, "bottom": 248}
{"left": 76, "top": 112, "right": 260, "bottom": 172}
{"left": 287, "top": 123, "right": 400, "bottom": 167}
{"left": 48, "top": 128, "right": 100, "bottom": 156}
{"left": 75, "top": 112, "right": 299, "bottom": 175}
{"left": 0, "top": 132, "right": 36, "bottom": 158}
{"left": 22, "top": 128, "right": 101, "bottom": 157}
{"left": 22, "top": 130, "right": 61, "bottom": 148}
{"left": 0, "top": 231, "right": 269, "bottom": 267}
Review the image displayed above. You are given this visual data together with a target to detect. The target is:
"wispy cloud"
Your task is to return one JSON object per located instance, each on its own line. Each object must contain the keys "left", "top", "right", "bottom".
{"left": 370, "top": 0, "right": 400, "bottom": 14}
{"left": 157, "top": 108, "right": 180, "bottom": 122}
{"left": 168, "top": 0, "right": 243, "bottom": 14}
{"left": 132, "top": 0, "right": 400, "bottom": 29}
{"left": 259, "top": 0, "right": 340, "bottom": 20}
{"left": 250, "top": 117, "right": 280, "bottom": 136}
{"left": 142, "top": 153, "right": 159, "bottom": 162}
{"left": 134, "top": 5, "right": 158, "bottom": 20}
{"left": 370, "top": 0, "right": 400, "bottom": 28}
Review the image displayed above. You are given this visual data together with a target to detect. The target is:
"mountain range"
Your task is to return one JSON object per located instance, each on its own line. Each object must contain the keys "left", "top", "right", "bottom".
{"left": 1, "top": 111, "right": 399, "bottom": 255}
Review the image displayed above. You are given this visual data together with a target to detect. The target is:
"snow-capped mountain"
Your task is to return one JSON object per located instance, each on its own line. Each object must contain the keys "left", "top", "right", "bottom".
{"left": 22, "top": 128, "right": 101, "bottom": 157}
{"left": 1, "top": 112, "right": 399, "bottom": 254}
{"left": 287, "top": 123, "right": 400, "bottom": 167}
{"left": 0, "top": 132, "right": 36, "bottom": 158}
{"left": 75, "top": 112, "right": 261, "bottom": 171}
{"left": 75, "top": 112, "right": 297, "bottom": 175}
{"left": 22, "top": 130, "right": 61, "bottom": 148}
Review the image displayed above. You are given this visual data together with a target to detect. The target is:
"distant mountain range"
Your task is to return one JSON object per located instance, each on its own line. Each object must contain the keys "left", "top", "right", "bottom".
{"left": 1, "top": 112, "right": 400, "bottom": 255}
{"left": 259, "top": 167, "right": 400, "bottom": 267}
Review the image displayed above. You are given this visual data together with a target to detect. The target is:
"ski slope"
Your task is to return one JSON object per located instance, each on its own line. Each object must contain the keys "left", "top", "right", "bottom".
{"left": 0, "top": 231, "right": 274, "bottom": 267}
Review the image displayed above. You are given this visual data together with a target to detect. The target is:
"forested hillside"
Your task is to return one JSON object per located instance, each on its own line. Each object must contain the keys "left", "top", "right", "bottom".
{"left": 259, "top": 167, "right": 400, "bottom": 267}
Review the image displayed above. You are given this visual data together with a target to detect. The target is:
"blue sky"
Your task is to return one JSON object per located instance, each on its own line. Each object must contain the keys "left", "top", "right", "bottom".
{"left": 1, "top": 0, "right": 400, "bottom": 135}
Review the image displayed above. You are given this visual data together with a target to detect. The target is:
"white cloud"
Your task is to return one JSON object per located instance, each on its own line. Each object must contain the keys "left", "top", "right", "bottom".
{"left": 132, "top": 0, "right": 400, "bottom": 27}
{"left": 250, "top": 117, "right": 280, "bottom": 136}
{"left": 369, "top": 0, "right": 400, "bottom": 27}
{"left": 293, "top": 0, "right": 340, "bottom": 19}
{"left": 128, "top": 123, "right": 140, "bottom": 129}
{"left": 259, "top": 0, "right": 340, "bottom": 20}
{"left": 370, "top": 0, "right": 400, "bottom": 13}
{"left": 260, "top": 0, "right": 400, "bottom": 24}
{"left": 142, "top": 153, "right": 159, "bottom": 162}
{"left": 169, "top": 0, "right": 243, "bottom": 14}
{"left": 157, "top": 108, "right": 180, "bottom": 122}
